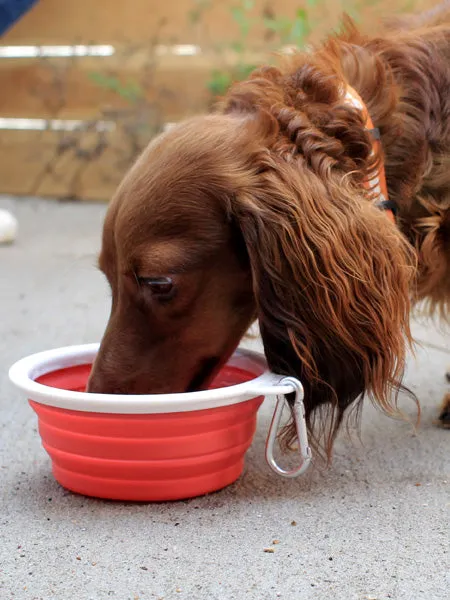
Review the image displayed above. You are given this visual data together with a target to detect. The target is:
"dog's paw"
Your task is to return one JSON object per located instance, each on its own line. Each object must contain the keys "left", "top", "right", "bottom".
{"left": 437, "top": 393, "right": 450, "bottom": 428}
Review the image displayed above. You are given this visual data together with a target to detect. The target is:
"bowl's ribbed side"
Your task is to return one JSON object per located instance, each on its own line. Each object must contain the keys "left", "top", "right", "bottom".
{"left": 30, "top": 396, "right": 263, "bottom": 501}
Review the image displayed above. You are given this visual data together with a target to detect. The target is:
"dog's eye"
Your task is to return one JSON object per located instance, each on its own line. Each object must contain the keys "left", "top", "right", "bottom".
{"left": 137, "top": 276, "right": 175, "bottom": 299}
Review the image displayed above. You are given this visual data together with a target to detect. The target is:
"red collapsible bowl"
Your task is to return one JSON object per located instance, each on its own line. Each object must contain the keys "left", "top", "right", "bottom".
{"left": 9, "top": 344, "right": 271, "bottom": 501}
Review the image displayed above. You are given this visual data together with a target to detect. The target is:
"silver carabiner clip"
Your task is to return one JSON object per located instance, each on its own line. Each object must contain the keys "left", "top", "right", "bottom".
{"left": 265, "top": 376, "right": 312, "bottom": 478}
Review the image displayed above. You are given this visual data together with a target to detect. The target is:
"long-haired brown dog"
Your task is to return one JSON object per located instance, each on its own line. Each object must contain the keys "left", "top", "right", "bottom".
{"left": 88, "top": 4, "right": 450, "bottom": 458}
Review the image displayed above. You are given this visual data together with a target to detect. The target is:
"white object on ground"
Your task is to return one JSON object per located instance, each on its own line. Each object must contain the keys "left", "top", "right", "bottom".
{"left": 0, "top": 209, "right": 18, "bottom": 243}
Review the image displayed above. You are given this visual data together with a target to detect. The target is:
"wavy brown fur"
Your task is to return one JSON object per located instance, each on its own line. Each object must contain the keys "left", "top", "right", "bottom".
{"left": 90, "top": 4, "right": 450, "bottom": 461}
{"left": 218, "top": 10, "right": 450, "bottom": 454}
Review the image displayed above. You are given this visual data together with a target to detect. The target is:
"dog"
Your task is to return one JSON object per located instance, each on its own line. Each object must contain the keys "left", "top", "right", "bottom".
{"left": 88, "top": 4, "right": 450, "bottom": 457}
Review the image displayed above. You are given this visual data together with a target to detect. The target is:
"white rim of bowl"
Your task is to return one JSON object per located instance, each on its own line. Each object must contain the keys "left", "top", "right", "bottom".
{"left": 8, "top": 343, "right": 295, "bottom": 414}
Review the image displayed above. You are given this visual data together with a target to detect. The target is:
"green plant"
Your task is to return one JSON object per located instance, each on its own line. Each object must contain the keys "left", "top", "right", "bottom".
{"left": 263, "top": 4, "right": 315, "bottom": 46}
{"left": 87, "top": 72, "right": 144, "bottom": 103}
{"left": 204, "top": 0, "right": 417, "bottom": 99}
{"left": 205, "top": 0, "right": 317, "bottom": 99}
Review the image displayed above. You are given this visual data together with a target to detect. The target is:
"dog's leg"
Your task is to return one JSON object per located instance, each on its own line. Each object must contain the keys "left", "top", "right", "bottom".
{"left": 437, "top": 368, "right": 450, "bottom": 426}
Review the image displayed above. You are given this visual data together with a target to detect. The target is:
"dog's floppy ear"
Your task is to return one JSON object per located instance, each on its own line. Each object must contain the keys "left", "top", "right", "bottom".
{"left": 232, "top": 152, "right": 415, "bottom": 456}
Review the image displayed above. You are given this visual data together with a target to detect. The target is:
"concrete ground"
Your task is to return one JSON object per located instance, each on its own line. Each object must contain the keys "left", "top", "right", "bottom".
{"left": 0, "top": 196, "right": 448, "bottom": 600}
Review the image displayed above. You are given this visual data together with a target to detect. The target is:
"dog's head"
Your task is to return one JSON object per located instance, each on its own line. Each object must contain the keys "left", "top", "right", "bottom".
{"left": 88, "top": 115, "right": 258, "bottom": 395}
{"left": 89, "top": 72, "right": 414, "bottom": 452}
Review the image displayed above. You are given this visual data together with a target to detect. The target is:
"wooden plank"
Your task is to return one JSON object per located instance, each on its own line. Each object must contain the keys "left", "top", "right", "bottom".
{"left": 0, "top": 51, "right": 272, "bottom": 120}
{"left": 0, "top": 0, "right": 429, "bottom": 202}
{"left": 1, "top": 0, "right": 313, "bottom": 45}
{"left": 0, "top": 0, "right": 428, "bottom": 121}
{"left": 0, "top": 130, "right": 59, "bottom": 196}
{"left": 0, "top": 128, "right": 142, "bottom": 201}
{"left": 1, "top": 0, "right": 429, "bottom": 46}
